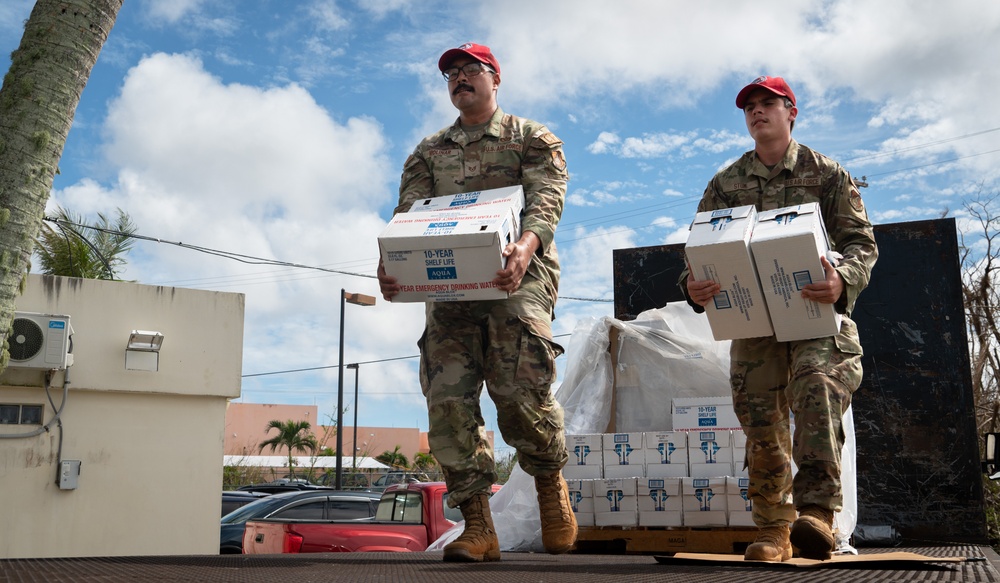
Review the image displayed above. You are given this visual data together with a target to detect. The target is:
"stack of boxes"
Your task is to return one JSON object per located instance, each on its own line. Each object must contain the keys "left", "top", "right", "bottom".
{"left": 564, "top": 425, "right": 752, "bottom": 528}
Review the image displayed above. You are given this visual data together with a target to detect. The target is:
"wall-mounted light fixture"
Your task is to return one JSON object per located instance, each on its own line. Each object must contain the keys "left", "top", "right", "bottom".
{"left": 126, "top": 330, "right": 164, "bottom": 372}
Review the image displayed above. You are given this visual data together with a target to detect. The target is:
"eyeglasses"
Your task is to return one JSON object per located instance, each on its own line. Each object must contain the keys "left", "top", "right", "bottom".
{"left": 441, "top": 62, "right": 493, "bottom": 82}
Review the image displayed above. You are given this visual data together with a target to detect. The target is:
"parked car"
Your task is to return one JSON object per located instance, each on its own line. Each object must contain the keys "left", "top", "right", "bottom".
{"left": 220, "top": 489, "right": 380, "bottom": 554}
{"left": 242, "top": 482, "right": 500, "bottom": 554}
{"left": 317, "top": 472, "right": 376, "bottom": 490}
{"left": 236, "top": 481, "right": 333, "bottom": 495}
{"left": 369, "top": 471, "right": 431, "bottom": 492}
{"left": 221, "top": 490, "right": 270, "bottom": 517}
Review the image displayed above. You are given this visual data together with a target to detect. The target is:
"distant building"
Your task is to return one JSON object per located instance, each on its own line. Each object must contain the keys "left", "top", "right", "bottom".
{"left": 225, "top": 402, "right": 494, "bottom": 470}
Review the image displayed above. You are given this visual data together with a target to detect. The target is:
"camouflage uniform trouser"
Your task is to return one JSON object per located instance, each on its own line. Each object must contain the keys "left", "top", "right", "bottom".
{"left": 418, "top": 276, "right": 568, "bottom": 508}
{"left": 730, "top": 316, "right": 864, "bottom": 527}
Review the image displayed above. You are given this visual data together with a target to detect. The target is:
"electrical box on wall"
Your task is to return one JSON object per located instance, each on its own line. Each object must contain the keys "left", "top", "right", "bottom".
{"left": 59, "top": 460, "right": 81, "bottom": 490}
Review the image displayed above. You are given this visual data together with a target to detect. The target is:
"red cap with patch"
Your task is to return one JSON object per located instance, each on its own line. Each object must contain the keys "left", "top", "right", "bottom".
{"left": 438, "top": 43, "right": 501, "bottom": 76}
{"left": 735, "top": 76, "right": 796, "bottom": 109}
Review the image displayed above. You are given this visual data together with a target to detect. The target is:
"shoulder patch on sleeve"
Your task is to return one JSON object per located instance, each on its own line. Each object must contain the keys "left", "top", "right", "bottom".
{"left": 536, "top": 131, "right": 562, "bottom": 146}
{"left": 849, "top": 187, "right": 865, "bottom": 212}
{"left": 550, "top": 149, "right": 567, "bottom": 171}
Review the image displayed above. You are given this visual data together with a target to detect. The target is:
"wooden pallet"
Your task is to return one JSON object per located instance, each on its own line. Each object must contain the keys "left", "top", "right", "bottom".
{"left": 574, "top": 526, "right": 759, "bottom": 555}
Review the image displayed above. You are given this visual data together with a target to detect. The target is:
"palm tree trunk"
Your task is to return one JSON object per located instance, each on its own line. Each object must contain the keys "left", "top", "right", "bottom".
{"left": 0, "top": 0, "right": 123, "bottom": 371}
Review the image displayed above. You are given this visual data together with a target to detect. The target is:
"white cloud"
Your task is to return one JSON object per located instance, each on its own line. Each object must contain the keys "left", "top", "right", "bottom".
{"left": 308, "top": 0, "right": 350, "bottom": 31}
{"left": 49, "top": 52, "right": 428, "bottom": 412}
{"left": 587, "top": 132, "right": 620, "bottom": 155}
{"left": 147, "top": 0, "right": 206, "bottom": 24}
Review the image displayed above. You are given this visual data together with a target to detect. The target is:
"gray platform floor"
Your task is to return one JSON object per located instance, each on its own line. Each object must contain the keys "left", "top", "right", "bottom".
{"left": 2, "top": 546, "right": 999, "bottom": 583}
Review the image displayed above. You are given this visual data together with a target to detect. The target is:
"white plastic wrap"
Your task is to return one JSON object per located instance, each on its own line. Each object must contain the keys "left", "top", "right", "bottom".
{"left": 428, "top": 302, "right": 857, "bottom": 553}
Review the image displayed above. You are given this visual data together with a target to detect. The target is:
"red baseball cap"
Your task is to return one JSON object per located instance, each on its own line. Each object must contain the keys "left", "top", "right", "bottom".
{"left": 438, "top": 42, "right": 501, "bottom": 76}
{"left": 735, "top": 76, "right": 796, "bottom": 109}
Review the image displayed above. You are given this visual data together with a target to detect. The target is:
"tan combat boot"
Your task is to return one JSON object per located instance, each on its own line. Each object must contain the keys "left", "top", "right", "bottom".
{"left": 790, "top": 505, "right": 836, "bottom": 560}
{"left": 535, "top": 472, "right": 578, "bottom": 554}
{"left": 744, "top": 525, "right": 792, "bottom": 562}
{"left": 443, "top": 492, "right": 501, "bottom": 562}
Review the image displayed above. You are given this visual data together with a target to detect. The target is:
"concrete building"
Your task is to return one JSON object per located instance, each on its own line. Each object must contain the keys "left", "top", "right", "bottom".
{"left": 0, "top": 275, "right": 244, "bottom": 559}
{"left": 226, "top": 402, "right": 430, "bottom": 462}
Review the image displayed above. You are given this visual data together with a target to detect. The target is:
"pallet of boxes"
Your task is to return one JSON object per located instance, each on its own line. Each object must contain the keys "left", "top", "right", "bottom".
{"left": 567, "top": 202, "right": 846, "bottom": 555}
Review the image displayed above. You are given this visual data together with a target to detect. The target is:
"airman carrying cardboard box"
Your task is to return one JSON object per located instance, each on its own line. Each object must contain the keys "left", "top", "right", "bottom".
{"left": 684, "top": 205, "right": 773, "bottom": 340}
{"left": 377, "top": 186, "right": 524, "bottom": 302}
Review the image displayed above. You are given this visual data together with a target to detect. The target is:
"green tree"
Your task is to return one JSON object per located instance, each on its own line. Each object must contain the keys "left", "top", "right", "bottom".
{"left": 376, "top": 446, "right": 409, "bottom": 470}
{"left": 412, "top": 452, "right": 437, "bottom": 473}
{"left": 258, "top": 419, "right": 319, "bottom": 481}
{"left": 0, "top": 0, "right": 124, "bottom": 373}
{"left": 36, "top": 206, "right": 136, "bottom": 279}
{"left": 495, "top": 450, "right": 518, "bottom": 484}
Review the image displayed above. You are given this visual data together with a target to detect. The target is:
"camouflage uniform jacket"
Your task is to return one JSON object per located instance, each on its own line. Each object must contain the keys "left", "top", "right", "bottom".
{"left": 396, "top": 107, "right": 568, "bottom": 306}
{"left": 693, "top": 139, "right": 877, "bottom": 316}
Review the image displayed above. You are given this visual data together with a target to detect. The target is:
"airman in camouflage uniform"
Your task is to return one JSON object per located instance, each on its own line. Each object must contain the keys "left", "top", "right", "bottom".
{"left": 681, "top": 76, "right": 878, "bottom": 561}
{"left": 378, "top": 43, "right": 576, "bottom": 562}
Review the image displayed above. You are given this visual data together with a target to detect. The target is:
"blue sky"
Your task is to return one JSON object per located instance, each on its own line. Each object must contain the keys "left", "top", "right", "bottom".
{"left": 2, "top": 1, "right": 999, "bottom": 455}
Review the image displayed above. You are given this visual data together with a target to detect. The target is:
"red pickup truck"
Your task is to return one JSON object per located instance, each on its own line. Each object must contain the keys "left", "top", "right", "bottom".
{"left": 242, "top": 481, "right": 479, "bottom": 554}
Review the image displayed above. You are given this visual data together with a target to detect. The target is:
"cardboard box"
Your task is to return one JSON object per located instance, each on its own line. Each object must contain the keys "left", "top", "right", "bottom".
{"left": 407, "top": 185, "right": 524, "bottom": 214}
{"left": 566, "top": 479, "right": 596, "bottom": 513}
{"left": 638, "top": 477, "right": 683, "bottom": 527}
{"left": 603, "top": 432, "right": 644, "bottom": 479}
{"left": 377, "top": 186, "right": 524, "bottom": 302}
{"left": 594, "top": 478, "right": 638, "bottom": 527}
{"left": 566, "top": 478, "right": 597, "bottom": 527}
{"left": 750, "top": 202, "right": 842, "bottom": 341}
{"left": 682, "top": 477, "right": 728, "bottom": 526}
{"left": 643, "top": 431, "right": 689, "bottom": 478}
{"left": 726, "top": 476, "right": 754, "bottom": 527}
{"left": 689, "top": 430, "right": 734, "bottom": 478}
{"left": 671, "top": 396, "right": 742, "bottom": 432}
{"left": 684, "top": 205, "right": 773, "bottom": 340}
{"left": 563, "top": 434, "right": 604, "bottom": 480}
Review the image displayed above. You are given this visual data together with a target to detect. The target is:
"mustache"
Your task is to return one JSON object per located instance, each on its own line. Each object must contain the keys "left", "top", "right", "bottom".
{"left": 452, "top": 83, "right": 474, "bottom": 95}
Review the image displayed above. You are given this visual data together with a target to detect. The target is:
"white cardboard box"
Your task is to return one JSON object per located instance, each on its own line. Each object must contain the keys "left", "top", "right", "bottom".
{"left": 750, "top": 202, "right": 842, "bottom": 341}
{"left": 726, "top": 476, "right": 755, "bottom": 527}
{"left": 689, "top": 430, "right": 735, "bottom": 478}
{"left": 638, "top": 477, "right": 684, "bottom": 527}
{"left": 684, "top": 205, "right": 773, "bottom": 340}
{"left": 566, "top": 479, "right": 596, "bottom": 514}
{"left": 408, "top": 185, "right": 525, "bottom": 214}
{"left": 594, "top": 478, "right": 639, "bottom": 527}
{"left": 672, "top": 396, "right": 742, "bottom": 432}
{"left": 563, "top": 434, "right": 604, "bottom": 480}
{"left": 644, "top": 431, "right": 689, "bottom": 478}
{"left": 377, "top": 186, "right": 524, "bottom": 302}
{"left": 682, "top": 477, "right": 728, "bottom": 526}
{"left": 603, "top": 432, "right": 645, "bottom": 478}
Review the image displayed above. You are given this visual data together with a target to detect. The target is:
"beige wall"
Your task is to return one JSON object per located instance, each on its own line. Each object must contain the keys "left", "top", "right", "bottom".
{"left": 0, "top": 274, "right": 244, "bottom": 559}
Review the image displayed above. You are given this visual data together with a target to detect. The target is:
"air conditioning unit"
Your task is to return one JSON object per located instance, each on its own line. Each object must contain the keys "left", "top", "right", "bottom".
{"left": 8, "top": 312, "right": 73, "bottom": 370}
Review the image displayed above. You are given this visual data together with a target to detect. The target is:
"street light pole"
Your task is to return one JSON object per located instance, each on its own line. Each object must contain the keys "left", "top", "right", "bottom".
{"left": 347, "top": 363, "right": 359, "bottom": 472}
{"left": 336, "top": 289, "right": 375, "bottom": 490}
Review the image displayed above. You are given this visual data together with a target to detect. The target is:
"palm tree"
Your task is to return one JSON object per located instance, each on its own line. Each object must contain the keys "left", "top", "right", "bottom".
{"left": 258, "top": 420, "right": 319, "bottom": 481}
{"left": 376, "top": 446, "right": 409, "bottom": 470}
{"left": 0, "top": 0, "right": 123, "bottom": 374}
{"left": 35, "top": 206, "right": 136, "bottom": 279}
